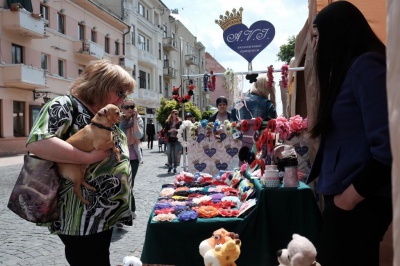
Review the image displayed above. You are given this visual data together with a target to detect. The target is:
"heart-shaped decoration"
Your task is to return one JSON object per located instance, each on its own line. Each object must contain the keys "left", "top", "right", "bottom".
{"left": 194, "top": 163, "right": 207, "bottom": 172}
{"left": 226, "top": 147, "right": 238, "bottom": 157}
{"left": 223, "top": 21, "right": 275, "bottom": 63}
{"left": 295, "top": 146, "right": 309, "bottom": 156}
{"left": 216, "top": 162, "right": 228, "bottom": 170}
{"left": 204, "top": 148, "right": 217, "bottom": 158}
{"left": 220, "top": 133, "right": 227, "bottom": 142}
{"left": 196, "top": 133, "right": 205, "bottom": 143}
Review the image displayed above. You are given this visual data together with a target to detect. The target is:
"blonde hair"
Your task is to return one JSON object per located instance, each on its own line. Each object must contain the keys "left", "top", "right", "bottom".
{"left": 166, "top": 109, "right": 181, "bottom": 123}
{"left": 70, "top": 60, "right": 136, "bottom": 106}
{"left": 250, "top": 75, "right": 276, "bottom": 108}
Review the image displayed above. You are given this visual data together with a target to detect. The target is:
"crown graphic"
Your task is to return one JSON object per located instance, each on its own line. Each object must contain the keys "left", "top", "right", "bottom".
{"left": 215, "top": 7, "right": 244, "bottom": 31}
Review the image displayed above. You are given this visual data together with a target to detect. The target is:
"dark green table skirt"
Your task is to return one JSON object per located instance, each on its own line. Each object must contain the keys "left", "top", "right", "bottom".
{"left": 141, "top": 180, "right": 322, "bottom": 266}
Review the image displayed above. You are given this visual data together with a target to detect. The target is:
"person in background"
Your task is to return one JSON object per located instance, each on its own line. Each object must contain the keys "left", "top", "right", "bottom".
{"left": 146, "top": 119, "right": 155, "bottom": 149}
{"left": 231, "top": 75, "right": 277, "bottom": 121}
{"left": 26, "top": 60, "right": 135, "bottom": 265}
{"left": 165, "top": 109, "right": 182, "bottom": 174}
{"left": 208, "top": 96, "right": 231, "bottom": 122}
{"left": 119, "top": 98, "right": 144, "bottom": 222}
{"left": 307, "top": 2, "right": 392, "bottom": 265}
{"left": 184, "top": 112, "right": 195, "bottom": 122}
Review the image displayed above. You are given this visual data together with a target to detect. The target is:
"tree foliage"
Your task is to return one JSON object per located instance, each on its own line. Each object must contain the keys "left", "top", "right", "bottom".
{"left": 155, "top": 98, "right": 201, "bottom": 127}
{"left": 201, "top": 110, "right": 214, "bottom": 120}
{"left": 276, "top": 35, "right": 296, "bottom": 64}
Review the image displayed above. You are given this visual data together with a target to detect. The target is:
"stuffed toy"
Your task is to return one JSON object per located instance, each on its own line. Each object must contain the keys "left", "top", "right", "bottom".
{"left": 199, "top": 228, "right": 233, "bottom": 257}
{"left": 203, "top": 239, "right": 241, "bottom": 266}
{"left": 122, "top": 255, "right": 142, "bottom": 266}
{"left": 277, "top": 234, "right": 321, "bottom": 266}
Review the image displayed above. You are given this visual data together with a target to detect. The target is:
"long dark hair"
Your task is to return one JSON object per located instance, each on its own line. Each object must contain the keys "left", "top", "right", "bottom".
{"left": 310, "top": 1, "right": 385, "bottom": 138}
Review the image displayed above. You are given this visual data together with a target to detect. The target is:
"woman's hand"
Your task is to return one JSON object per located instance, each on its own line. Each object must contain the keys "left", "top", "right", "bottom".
{"left": 334, "top": 184, "right": 365, "bottom": 210}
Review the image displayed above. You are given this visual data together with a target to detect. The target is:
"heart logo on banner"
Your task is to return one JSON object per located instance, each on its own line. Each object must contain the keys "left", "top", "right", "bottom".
{"left": 194, "top": 163, "right": 207, "bottom": 172}
{"left": 216, "top": 162, "right": 228, "bottom": 170}
{"left": 223, "top": 20, "right": 275, "bottom": 63}
{"left": 196, "top": 133, "right": 205, "bottom": 143}
{"left": 295, "top": 146, "right": 309, "bottom": 156}
{"left": 220, "top": 133, "right": 227, "bottom": 142}
{"left": 226, "top": 147, "right": 238, "bottom": 157}
{"left": 204, "top": 148, "right": 217, "bottom": 158}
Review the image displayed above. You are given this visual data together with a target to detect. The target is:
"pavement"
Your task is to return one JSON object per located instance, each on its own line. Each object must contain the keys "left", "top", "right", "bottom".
{"left": 0, "top": 141, "right": 176, "bottom": 266}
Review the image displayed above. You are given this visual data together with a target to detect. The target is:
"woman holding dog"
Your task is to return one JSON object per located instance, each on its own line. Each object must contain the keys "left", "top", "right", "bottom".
{"left": 165, "top": 109, "right": 182, "bottom": 174}
{"left": 26, "top": 60, "right": 136, "bottom": 266}
{"left": 307, "top": 2, "right": 392, "bottom": 265}
{"left": 119, "top": 98, "right": 144, "bottom": 221}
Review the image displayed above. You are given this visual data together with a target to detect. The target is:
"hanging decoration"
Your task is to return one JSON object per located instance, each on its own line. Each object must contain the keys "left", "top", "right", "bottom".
{"left": 223, "top": 69, "right": 235, "bottom": 91}
{"left": 207, "top": 70, "right": 216, "bottom": 92}
{"left": 172, "top": 81, "right": 195, "bottom": 103}
{"left": 267, "top": 65, "right": 274, "bottom": 88}
{"left": 203, "top": 73, "right": 210, "bottom": 92}
{"left": 281, "top": 64, "right": 289, "bottom": 88}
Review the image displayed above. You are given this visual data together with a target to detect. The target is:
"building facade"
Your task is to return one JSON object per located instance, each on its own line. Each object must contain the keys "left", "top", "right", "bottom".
{"left": 0, "top": 0, "right": 210, "bottom": 156}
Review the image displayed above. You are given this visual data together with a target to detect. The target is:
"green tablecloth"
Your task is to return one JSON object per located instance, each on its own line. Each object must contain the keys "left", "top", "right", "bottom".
{"left": 141, "top": 180, "right": 322, "bottom": 266}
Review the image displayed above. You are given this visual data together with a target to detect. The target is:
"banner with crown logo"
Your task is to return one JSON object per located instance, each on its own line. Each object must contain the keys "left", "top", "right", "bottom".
{"left": 215, "top": 8, "right": 275, "bottom": 64}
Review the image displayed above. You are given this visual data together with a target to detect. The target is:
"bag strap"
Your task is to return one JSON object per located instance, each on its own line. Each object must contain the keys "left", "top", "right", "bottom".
{"left": 61, "top": 95, "right": 79, "bottom": 141}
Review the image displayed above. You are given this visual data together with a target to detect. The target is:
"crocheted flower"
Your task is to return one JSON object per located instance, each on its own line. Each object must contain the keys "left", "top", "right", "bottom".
{"left": 289, "top": 115, "right": 305, "bottom": 133}
{"left": 159, "top": 187, "right": 175, "bottom": 197}
{"left": 275, "top": 116, "right": 291, "bottom": 140}
{"left": 177, "top": 210, "right": 198, "bottom": 221}
{"left": 152, "top": 213, "right": 177, "bottom": 222}
{"left": 196, "top": 206, "right": 219, "bottom": 218}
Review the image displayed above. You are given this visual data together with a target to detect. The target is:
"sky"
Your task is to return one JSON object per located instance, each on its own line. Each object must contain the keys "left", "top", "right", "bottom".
{"left": 161, "top": 0, "right": 308, "bottom": 75}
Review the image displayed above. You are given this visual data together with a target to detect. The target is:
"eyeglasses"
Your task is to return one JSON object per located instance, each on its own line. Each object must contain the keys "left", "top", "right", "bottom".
{"left": 122, "top": 105, "right": 135, "bottom": 110}
{"left": 116, "top": 90, "right": 127, "bottom": 99}
{"left": 172, "top": 113, "right": 178, "bottom": 115}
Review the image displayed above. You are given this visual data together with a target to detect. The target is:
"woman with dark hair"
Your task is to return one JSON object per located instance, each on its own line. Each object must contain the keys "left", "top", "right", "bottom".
{"left": 165, "top": 109, "right": 182, "bottom": 174}
{"left": 307, "top": 2, "right": 392, "bottom": 265}
{"left": 208, "top": 96, "right": 231, "bottom": 122}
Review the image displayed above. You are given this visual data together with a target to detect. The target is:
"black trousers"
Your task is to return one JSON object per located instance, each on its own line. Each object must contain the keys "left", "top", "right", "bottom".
{"left": 318, "top": 195, "right": 392, "bottom": 266}
{"left": 147, "top": 134, "right": 154, "bottom": 149}
{"left": 58, "top": 229, "right": 113, "bottom": 266}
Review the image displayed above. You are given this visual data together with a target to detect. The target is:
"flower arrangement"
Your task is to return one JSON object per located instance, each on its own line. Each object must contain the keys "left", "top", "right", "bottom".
{"left": 177, "top": 120, "right": 193, "bottom": 147}
{"left": 276, "top": 115, "right": 308, "bottom": 141}
{"left": 224, "top": 69, "right": 235, "bottom": 91}
{"left": 281, "top": 64, "right": 289, "bottom": 88}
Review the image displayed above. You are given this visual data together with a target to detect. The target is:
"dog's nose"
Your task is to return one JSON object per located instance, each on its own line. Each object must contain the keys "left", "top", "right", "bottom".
{"left": 277, "top": 249, "right": 282, "bottom": 257}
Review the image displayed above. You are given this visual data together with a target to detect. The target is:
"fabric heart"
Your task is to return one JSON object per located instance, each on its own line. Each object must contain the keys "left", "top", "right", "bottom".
{"left": 223, "top": 20, "right": 275, "bottom": 63}
{"left": 204, "top": 148, "right": 217, "bottom": 158}
{"left": 220, "top": 133, "right": 227, "bottom": 142}
{"left": 196, "top": 133, "right": 205, "bottom": 143}
{"left": 226, "top": 147, "right": 238, "bottom": 157}
{"left": 216, "top": 162, "right": 228, "bottom": 170}
{"left": 295, "top": 146, "right": 309, "bottom": 156}
{"left": 194, "top": 163, "right": 207, "bottom": 172}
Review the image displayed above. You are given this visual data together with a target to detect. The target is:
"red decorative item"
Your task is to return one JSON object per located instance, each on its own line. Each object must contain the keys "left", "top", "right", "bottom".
{"left": 240, "top": 120, "right": 250, "bottom": 132}
{"left": 207, "top": 70, "right": 216, "bottom": 92}
{"left": 266, "top": 119, "right": 277, "bottom": 132}
{"left": 267, "top": 65, "right": 274, "bottom": 88}
{"left": 281, "top": 64, "right": 289, "bottom": 88}
{"left": 253, "top": 117, "right": 263, "bottom": 131}
{"left": 172, "top": 83, "right": 194, "bottom": 103}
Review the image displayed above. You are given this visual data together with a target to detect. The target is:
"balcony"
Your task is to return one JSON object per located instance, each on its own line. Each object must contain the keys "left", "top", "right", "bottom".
{"left": 112, "top": 56, "right": 135, "bottom": 71}
{"left": 185, "top": 54, "right": 198, "bottom": 65}
{"left": 1, "top": 8, "right": 46, "bottom": 39}
{"left": 163, "top": 67, "right": 178, "bottom": 79}
{"left": 138, "top": 88, "right": 159, "bottom": 104}
{"left": 137, "top": 50, "right": 157, "bottom": 67}
{"left": 163, "top": 37, "right": 178, "bottom": 51}
{"left": 73, "top": 40, "right": 104, "bottom": 60}
{"left": 0, "top": 64, "right": 46, "bottom": 90}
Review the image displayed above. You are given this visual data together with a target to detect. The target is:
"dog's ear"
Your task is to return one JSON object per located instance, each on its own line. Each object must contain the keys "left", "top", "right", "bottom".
{"left": 98, "top": 107, "right": 108, "bottom": 116}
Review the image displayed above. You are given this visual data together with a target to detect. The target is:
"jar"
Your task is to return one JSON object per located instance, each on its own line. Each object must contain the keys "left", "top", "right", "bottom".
{"left": 262, "top": 165, "right": 280, "bottom": 188}
{"left": 283, "top": 157, "right": 299, "bottom": 187}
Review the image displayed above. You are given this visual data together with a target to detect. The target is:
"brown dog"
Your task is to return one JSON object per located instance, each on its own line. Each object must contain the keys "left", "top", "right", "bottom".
{"left": 57, "top": 104, "right": 125, "bottom": 205}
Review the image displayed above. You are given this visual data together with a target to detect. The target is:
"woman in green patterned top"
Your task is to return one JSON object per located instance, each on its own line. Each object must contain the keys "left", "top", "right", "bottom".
{"left": 26, "top": 60, "right": 135, "bottom": 266}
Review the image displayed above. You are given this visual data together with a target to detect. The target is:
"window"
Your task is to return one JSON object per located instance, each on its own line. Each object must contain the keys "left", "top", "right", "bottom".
{"left": 78, "top": 65, "right": 84, "bottom": 75}
{"left": 164, "top": 82, "right": 169, "bottom": 98}
{"left": 163, "top": 25, "right": 167, "bottom": 38}
{"left": 58, "top": 59, "right": 64, "bottom": 77}
{"left": 158, "top": 43, "right": 161, "bottom": 60}
{"left": 105, "top": 36, "right": 110, "bottom": 53}
{"left": 132, "top": 65, "right": 136, "bottom": 79}
{"left": 138, "top": 3, "right": 145, "bottom": 16}
{"left": 163, "top": 54, "right": 169, "bottom": 68}
{"left": 78, "top": 23, "right": 85, "bottom": 40}
{"left": 41, "top": 53, "right": 48, "bottom": 70}
{"left": 138, "top": 34, "right": 145, "bottom": 50}
{"left": 13, "top": 101, "right": 25, "bottom": 137}
{"left": 139, "top": 70, "right": 146, "bottom": 89}
{"left": 40, "top": 4, "right": 49, "bottom": 26}
{"left": 146, "top": 38, "right": 149, "bottom": 51}
{"left": 29, "top": 105, "right": 41, "bottom": 131}
{"left": 12, "top": 44, "right": 23, "bottom": 64}
{"left": 114, "top": 41, "right": 119, "bottom": 55}
{"left": 91, "top": 29, "right": 96, "bottom": 42}
{"left": 147, "top": 73, "right": 150, "bottom": 90}
{"left": 131, "top": 25, "right": 136, "bottom": 46}
{"left": 57, "top": 12, "right": 65, "bottom": 34}
{"left": 159, "top": 75, "right": 162, "bottom": 94}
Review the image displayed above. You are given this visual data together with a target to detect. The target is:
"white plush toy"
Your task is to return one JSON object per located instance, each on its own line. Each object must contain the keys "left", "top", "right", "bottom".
{"left": 277, "top": 234, "right": 321, "bottom": 266}
{"left": 122, "top": 255, "right": 142, "bottom": 266}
